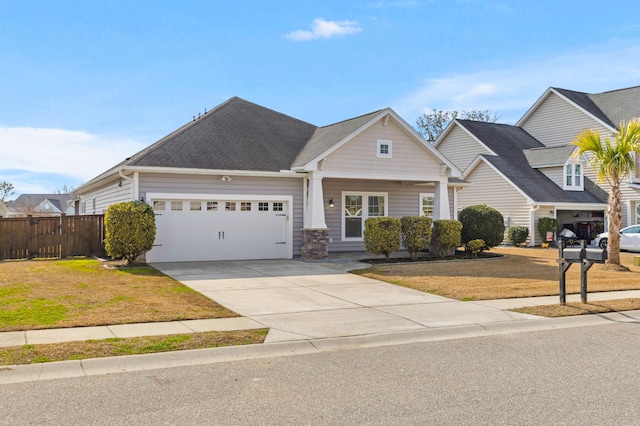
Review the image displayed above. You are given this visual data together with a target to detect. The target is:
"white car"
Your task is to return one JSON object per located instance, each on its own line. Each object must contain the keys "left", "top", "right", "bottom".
{"left": 594, "top": 225, "right": 640, "bottom": 251}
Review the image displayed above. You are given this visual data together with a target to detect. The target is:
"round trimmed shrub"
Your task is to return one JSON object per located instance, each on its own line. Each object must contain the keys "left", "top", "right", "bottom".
{"left": 105, "top": 200, "right": 156, "bottom": 265}
{"left": 459, "top": 204, "right": 505, "bottom": 248}
{"left": 466, "top": 239, "right": 485, "bottom": 257}
{"left": 363, "top": 217, "right": 402, "bottom": 262}
{"left": 507, "top": 226, "right": 529, "bottom": 246}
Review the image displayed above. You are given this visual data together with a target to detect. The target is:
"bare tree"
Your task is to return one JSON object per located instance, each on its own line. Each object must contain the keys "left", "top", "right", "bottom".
{"left": 0, "top": 181, "right": 15, "bottom": 202}
{"left": 415, "top": 109, "right": 499, "bottom": 143}
{"left": 53, "top": 184, "right": 76, "bottom": 194}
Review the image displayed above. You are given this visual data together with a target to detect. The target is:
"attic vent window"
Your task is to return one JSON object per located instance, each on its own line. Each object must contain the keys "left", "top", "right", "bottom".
{"left": 377, "top": 140, "right": 392, "bottom": 158}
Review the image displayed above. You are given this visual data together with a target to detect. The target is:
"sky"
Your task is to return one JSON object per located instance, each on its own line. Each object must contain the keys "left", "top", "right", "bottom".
{"left": 3, "top": 0, "right": 640, "bottom": 199}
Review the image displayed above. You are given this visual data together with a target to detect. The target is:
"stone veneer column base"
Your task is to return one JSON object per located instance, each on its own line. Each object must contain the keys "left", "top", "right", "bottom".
{"left": 301, "top": 228, "right": 330, "bottom": 260}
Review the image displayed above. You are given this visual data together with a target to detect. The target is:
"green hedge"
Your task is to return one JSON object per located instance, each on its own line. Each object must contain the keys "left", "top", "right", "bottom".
{"left": 432, "top": 219, "right": 462, "bottom": 258}
{"left": 105, "top": 201, "right": 156, "bottom": 265}
{"left": 363, "top": 217, "right": 402, "bottom": 262}
{"left": 401, "top": 216, "right": 432, "bottom": 261}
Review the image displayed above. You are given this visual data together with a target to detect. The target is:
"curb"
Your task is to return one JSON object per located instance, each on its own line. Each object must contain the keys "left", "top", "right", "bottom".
{"left": 2, "top": 310, "right": 640, "bottom": 385}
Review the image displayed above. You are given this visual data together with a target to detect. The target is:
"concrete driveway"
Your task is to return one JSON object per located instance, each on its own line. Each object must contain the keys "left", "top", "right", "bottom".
{"left": 153, "top": 260, "right": 538, "bottom": 343}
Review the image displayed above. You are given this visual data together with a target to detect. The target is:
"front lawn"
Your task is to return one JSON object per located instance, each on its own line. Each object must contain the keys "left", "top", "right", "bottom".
{"left": 357, "top": 247, "right": 640, "bottom": 300}
{"left": 0, "top": 258, "right": 237, "bottom": 332}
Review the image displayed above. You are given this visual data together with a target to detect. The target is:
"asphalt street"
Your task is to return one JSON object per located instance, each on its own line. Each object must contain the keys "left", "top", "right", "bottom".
{"left": 2, "top": 321, "right": 640, "bottom": 425}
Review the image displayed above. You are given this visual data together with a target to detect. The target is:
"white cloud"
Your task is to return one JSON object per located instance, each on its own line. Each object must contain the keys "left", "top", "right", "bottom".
{"left": 0, "top": 126, "right": 147, "bottom": 182}
{"left": 394, "top": 41, "right": 640, "bottom": 124}
{"left": 285, "top": 18, "right": 362, "bottom": 41}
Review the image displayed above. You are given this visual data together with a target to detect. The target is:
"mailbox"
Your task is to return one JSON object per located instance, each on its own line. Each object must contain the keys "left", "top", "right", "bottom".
{"left": 585, "top": 248, "right": 607, "bottom": 262}
{"left": 562, "top": 248, "right": 585, "bottom": 261}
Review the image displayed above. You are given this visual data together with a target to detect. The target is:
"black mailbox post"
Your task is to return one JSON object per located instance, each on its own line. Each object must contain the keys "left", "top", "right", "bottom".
{"left": 557, "top": 240, "right": 607, "bottom": 305}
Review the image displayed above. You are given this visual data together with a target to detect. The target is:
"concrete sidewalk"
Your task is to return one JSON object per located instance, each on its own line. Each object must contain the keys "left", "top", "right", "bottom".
{"left": 1, "top": 287, "right": 638, "bottom": 349}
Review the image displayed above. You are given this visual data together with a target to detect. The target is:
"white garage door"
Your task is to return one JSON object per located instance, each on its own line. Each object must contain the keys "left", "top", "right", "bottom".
{"left": 147, "top": 198, "right": 289, "bottom": 262}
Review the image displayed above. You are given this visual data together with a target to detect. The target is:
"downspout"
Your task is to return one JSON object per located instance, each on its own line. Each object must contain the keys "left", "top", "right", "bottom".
{"left": 529, "top": 204, "right": 540, "bottom": 246}
{"left": 118, "top": 170, "right": 138, "bottom": 202}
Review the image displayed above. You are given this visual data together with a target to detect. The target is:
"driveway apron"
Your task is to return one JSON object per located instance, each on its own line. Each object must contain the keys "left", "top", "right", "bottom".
{"left": 153, "top": 260, "right": 538, "bottom": 343}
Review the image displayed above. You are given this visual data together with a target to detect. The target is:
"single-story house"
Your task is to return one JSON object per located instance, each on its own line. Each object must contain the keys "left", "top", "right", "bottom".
{"left": 73, "top": 97, "right": 462, "bottom": 262}
{"left": 6, "top": 194, "right": 75, "bottom": 217}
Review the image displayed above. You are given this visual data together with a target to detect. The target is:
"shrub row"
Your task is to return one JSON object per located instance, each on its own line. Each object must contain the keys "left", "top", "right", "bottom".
{"left": 363, "top": 216, "right": 461, "bottom": 261}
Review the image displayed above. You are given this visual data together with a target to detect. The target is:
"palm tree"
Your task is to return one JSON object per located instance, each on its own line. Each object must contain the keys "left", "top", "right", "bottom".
{"left": 572, "top": 119, "right": 640, "bottom": 266}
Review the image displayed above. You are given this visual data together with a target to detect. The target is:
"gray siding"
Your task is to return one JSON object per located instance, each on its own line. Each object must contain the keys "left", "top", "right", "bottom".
{"left": 323, "top": 179, "right": 439, "bottom": 252}
{"left": 139, "top": 173, "right": 305, "bottom": 256}
{"left": 80, "top": 177, "right": 133, "bottom": 214}
{"left": 437, "top": 125, "right": 492, "bottom": 171}
{"left": 457, "top": 162, "right": 531, "bottom": 236}
{"left": 521, "top": 92, "right": 611, "bottom": 148}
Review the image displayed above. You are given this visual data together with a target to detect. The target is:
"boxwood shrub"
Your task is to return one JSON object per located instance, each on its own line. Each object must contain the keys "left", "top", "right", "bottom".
{"left": 432, "top": 219, "right": 462, "bottom": 258}
{"left": 401, "top": 216, "right": 432, "bottom": 261}
{"left": 105, "top": 200, "right": 156, "bottom": 265}
{"left": 507, "top": 226, "right": 529, "bottom": 246}
{"left": 363, "top": 217, "right": 402, "bottom": 262}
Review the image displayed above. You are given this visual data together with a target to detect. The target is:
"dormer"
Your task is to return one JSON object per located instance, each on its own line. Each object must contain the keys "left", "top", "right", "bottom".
{"left": 563, "top": 160, "right": 584, "bottom": 191}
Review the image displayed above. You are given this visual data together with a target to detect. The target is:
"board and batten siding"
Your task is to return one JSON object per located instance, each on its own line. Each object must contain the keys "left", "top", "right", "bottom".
{"left": 80, "top": 177, "right": 133, "bottom": 214}
{"left": 521, "top": 92, "right": 612, "bottom": 148}
{"left": 436, "top": 125, "right": 492, "bottom": 171}
{"left": 138, "top": 173, "right": 305, "bottom": 256}
{"left": 322, "top": 178, "right": 445, "bottom": 252}
{"left": 322, "top": 120, "right": 443, "bottom": 177}
{"left": 458, "top": 162, "right": 531, "bottom": 236}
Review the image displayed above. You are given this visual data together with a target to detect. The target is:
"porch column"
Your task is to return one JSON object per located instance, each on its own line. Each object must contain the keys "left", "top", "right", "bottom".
{"left": 434, "top": 179, "right": 450, "bottom": 220}
{"left": 301, "top": 172, "right": 329, "bottom": 259}
{"left": 304, "top": 172, "right": 327, "bottom": 229}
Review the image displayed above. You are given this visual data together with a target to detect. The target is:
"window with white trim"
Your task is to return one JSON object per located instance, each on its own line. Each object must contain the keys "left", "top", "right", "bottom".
{"left": 153, "top": 200, "right": 165, "bottom": 211}
{"left": 632, "top": 152, "right": 640, "bottom": 182}
{"left": 636, "top": 202, "right": 640, "bottom": 225}
{"left": 419, "top": 193, "right": 435, "bottom": 219}
{"left": 564, "top": 162, "right": 584, "bottom": 191}
{"left": 190, "top": 201, "right": 202, "bottom": 211}
{"left": 342, "top": 192, "right": 387, "bottom": 240}
{"left": 377, "top": 140, "right": 392, "bottom": 158}
{"left": 171, "top": 201, "right": 183, "bottom": 211}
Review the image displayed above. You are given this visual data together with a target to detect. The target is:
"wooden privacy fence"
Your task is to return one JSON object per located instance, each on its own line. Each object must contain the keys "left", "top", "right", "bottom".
{"left": 0, "top": 214, "right": 106, "bottom": 260}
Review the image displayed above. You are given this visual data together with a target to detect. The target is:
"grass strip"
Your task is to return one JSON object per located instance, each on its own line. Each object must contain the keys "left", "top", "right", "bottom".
{"left": 0, "top": 329, "right": 268, "bottom": 365}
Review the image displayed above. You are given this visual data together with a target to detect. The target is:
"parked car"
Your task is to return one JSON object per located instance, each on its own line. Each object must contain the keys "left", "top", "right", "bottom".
{"left": 594, "top": 225, "right": 640, "bottom": 251}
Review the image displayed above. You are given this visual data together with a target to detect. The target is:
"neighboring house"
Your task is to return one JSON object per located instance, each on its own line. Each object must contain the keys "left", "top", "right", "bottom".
{"left": 436, "top": 85, "right": 640, "bottom": 245}
{"left": 0, "top": 200, "right": 8, "bottom": 217}
{"left": 436, "top": 120, "right": 607, "bottom": 245}
{"left": 7, "top": 194, "right": 75, "bottom": 217}
{"left": 73, "top": 97, "right": 461, "bottom": 262}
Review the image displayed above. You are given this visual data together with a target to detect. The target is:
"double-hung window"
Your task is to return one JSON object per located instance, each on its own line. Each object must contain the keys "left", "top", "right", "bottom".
{"left": 342, "top": 192, "right": 387, "bottom": 240}
{"left": 564, "top": 162, "right": 584, "bottom": 191}
{"left": 420, "top": 193, "right": 435, "bottom": 218}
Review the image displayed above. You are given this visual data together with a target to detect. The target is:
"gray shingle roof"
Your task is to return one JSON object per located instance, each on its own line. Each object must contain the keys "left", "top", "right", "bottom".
{"left": 552, "top": 88, "right": 615, "bottom": 127}
{"left": 523, "top": 145, "right": 576, "bottom": 167}
{"left": 457, "top": 120, "right": 607, "bottom": 204}
{"left": 589, "top": 86, "right": 640, "bottom": 126}
{"left": 124, "top": 97, "right": 318, "bottom": 172}
{"left": 292, "top": 110, "right": 382, "bottom": 167}
{"left": 554, "top": 85, "right": 640, "bottom": 129}
{"left": 9, "top": 194, "right": 72, "bottom": 211}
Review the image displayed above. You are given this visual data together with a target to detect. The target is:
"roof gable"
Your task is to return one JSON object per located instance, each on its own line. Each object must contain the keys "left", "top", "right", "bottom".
{"left": 125, "top": 97, "right": 318, "bottom": 172}
{"left": 10, "top": 194, "right": 73, "bottom": 211}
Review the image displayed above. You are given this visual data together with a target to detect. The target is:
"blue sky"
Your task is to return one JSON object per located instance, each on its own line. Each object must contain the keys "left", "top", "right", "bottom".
{"left": 3, "top": 0, "right": 640, "bottom": 199}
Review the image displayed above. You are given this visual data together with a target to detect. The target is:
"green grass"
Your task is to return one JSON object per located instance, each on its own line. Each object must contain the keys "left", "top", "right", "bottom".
{"left": 0, "top": 330, "right": 269, "bottom": 365}
{"left": 0, "top": 299, "right": 68, "bottom": 327}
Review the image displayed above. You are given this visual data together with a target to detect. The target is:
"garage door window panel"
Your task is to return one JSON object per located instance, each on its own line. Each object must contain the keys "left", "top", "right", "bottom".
{"left": 171, "top": 201, "right": 183, "bottom": 211}
{"left": 207, "top": 201, "right": 218, "bottom": 211}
